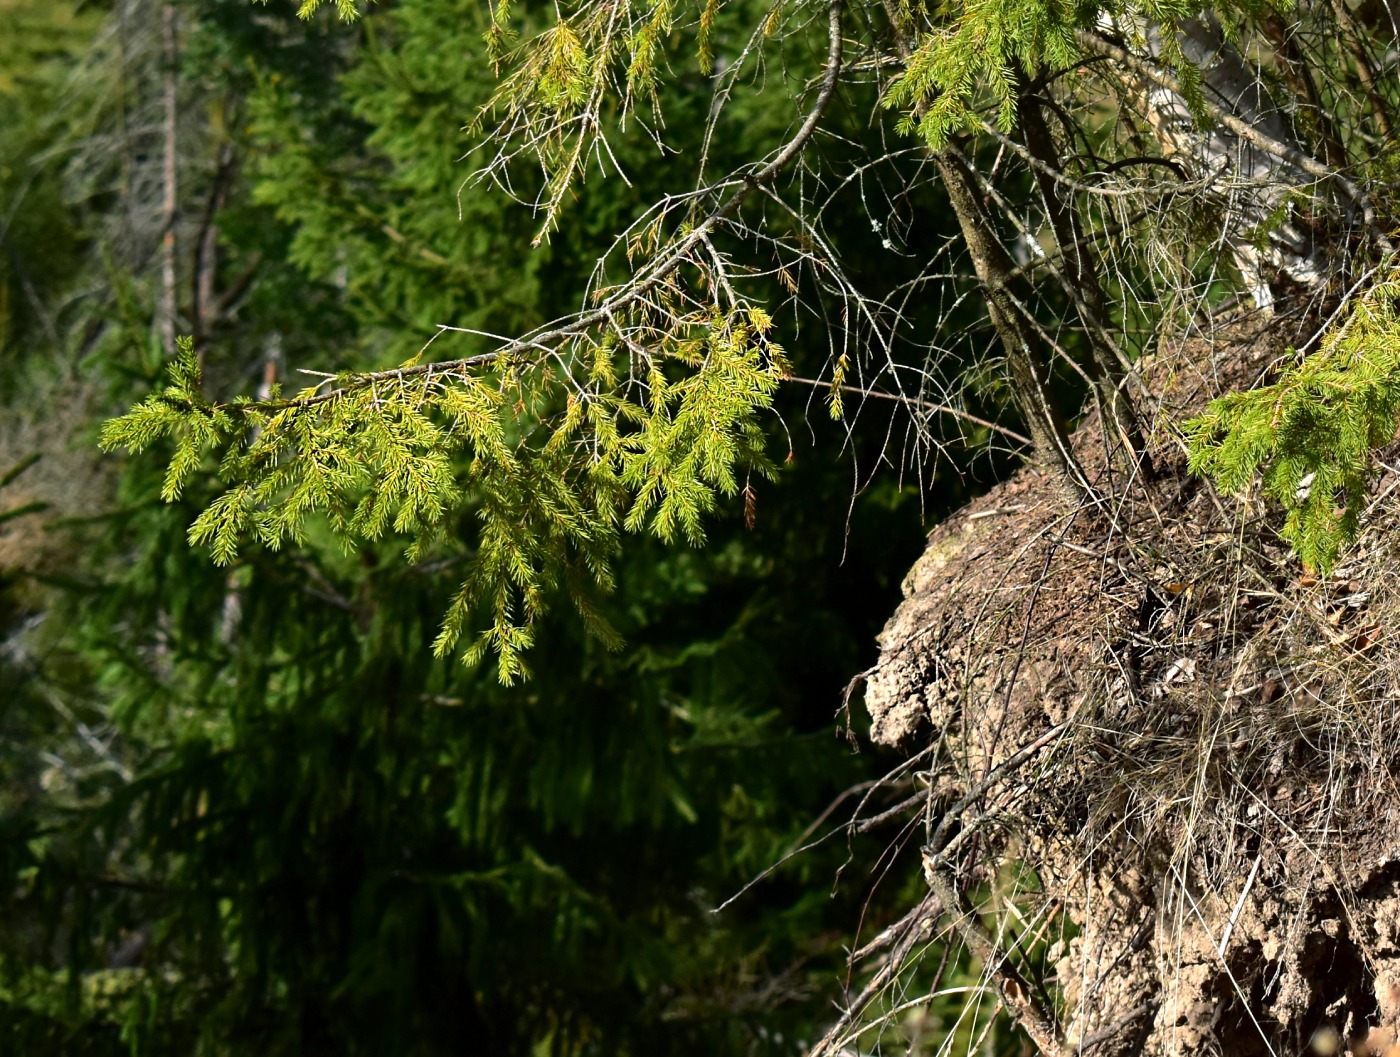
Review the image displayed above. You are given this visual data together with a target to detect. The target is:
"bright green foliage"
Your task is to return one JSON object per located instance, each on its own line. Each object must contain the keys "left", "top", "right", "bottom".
{"left": 471, "top": 0, "right": 738, "bottom": 242}
{"left": 880, "top": 0, "right": 1301, "bottom": 148}
{"left": 882, "top": 0, "right": 1204, "bottom": 144}
{"left": 291, "top": 0, "right": 361, "bottom": 19}
{"left": 885, "top": 0, "right": 1088, "bottom": 141}
{"left": 102, "top": 307, "right": 787, "bottom": 682}
{"left": 1186, "top": 269, "right": 1400, "bottom": 573}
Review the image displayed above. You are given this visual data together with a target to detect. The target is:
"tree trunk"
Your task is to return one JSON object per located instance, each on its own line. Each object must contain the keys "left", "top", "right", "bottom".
{"left": 159, "top": 2, "right": 179, "bottom": 357}
{"left": 1113, "top": 15, "right": 1328, "bottom": 308}
{"left": 876, "top": 0, "right": 1099, "bottom": 502}
{"left": 932, "top": 147, "right": 1099, "bottom": 504}
{"left": 1016, "top": 86, "right": 1153, "bottom": 478}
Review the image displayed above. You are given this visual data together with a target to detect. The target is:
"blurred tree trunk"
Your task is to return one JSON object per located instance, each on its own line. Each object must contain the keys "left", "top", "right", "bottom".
{"left": 159, "top": 2, "right": 179, "bottom": 356}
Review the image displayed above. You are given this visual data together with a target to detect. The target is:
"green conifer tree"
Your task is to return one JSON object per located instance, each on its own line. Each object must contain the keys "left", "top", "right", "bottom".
{"left": 3, "top": 2, "right": 940, "bottom": 1053}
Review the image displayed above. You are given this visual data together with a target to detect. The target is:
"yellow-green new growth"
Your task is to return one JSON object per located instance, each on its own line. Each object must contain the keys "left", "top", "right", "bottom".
{"left": 103, "top": 311, "right": 787, "bottom": 683}
{"left": 1186, "top": 266, "right": 1400, "bottom": 573}
{"left": 292, "top": 0, "right": 364, "bottom": 20}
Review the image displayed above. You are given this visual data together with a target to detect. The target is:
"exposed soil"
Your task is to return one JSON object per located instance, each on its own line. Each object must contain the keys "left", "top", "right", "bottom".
{"left": 865, "top": 304, "right": 1400, "bottom": 1057}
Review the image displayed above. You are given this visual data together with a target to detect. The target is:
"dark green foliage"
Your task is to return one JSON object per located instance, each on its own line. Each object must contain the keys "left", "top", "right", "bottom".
{"left": 6, "top": 394, "right": 928, "bottom": 1057}
{"left": 37, "top": 0, "right": 1400, "bottom": 1047}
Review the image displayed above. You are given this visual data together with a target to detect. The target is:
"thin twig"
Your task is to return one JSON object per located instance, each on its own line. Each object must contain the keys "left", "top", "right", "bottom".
{"left": 786, "top": 375, "right": 1032, "bottom": 446}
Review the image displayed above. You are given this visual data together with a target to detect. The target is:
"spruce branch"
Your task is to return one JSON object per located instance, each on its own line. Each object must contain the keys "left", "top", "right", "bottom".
{"left": 242, "top": 0, "right": 843, "bottom": 419}
{"left": 1187, "top": 265, "right": 1400, "bottom": 573}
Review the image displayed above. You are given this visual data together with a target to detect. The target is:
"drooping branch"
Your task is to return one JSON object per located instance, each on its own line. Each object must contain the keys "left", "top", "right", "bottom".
{"left": 909, "top": 723, "right": 1073, "bottom": 1057}
{"left": 785, "top": 375, "right": 1033, "bottom": 447}
{"left": 233, "top": 0, "right": 846, "bottom": 415}
{"left": 874, "top": 0, "right": 1098, "bottom": 502}
{"left": 919, "top": 863, "right": 1066, "bottom": 1057}
{"left": 804, "top": 893, "right": 943, "bottom": 1057}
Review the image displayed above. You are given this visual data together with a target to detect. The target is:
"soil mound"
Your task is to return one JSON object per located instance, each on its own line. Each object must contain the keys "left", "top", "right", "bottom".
{"left": 865, "top": 306, "right": 1400, "bottom": 1057}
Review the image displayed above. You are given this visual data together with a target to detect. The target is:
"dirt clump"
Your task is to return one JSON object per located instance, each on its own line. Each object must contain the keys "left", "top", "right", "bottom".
{"left": 865, "top": 306, "right": 1400, "bottom": 1057}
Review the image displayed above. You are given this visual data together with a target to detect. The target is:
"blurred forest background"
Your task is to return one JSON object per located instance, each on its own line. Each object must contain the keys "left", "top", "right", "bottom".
{"left": 0, "top": 0, "right": 1016, "bottom": 1052}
